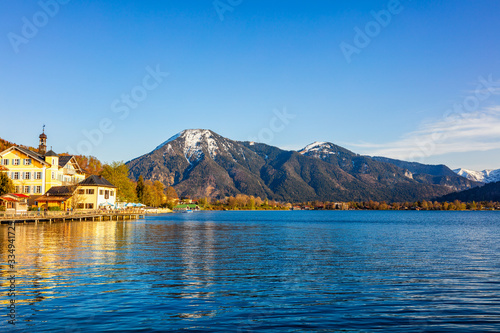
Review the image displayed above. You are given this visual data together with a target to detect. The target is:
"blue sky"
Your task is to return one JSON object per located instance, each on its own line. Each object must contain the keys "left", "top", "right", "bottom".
{"left": 1, "top": 0, "right": 500, "bottom": 170}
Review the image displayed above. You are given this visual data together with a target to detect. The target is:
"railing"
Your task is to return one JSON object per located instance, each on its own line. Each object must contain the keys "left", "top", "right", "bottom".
{"left": 63, "top": 168, "right": 76, "bottom": 175}
{"left": 0, "top": 208, "right": 146, "bottom": 220}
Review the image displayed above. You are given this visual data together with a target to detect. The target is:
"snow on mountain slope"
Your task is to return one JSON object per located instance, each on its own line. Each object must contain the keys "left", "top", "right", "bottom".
{"left": 454, "top": 168, "right": 500, "bottom": 183}
{"left": 298, "top": 141, "right": 354, "bottom": 160}
{"left": 300, "top": 142, "right": 330, "bottom": 153}
{"left": 127, "top": 130, "right": 481, "bottom": 201}
{"left": 154, "top": 132, "right": 182, "bottom": 151}
{"left": 154, "top": 129, "right": 220, "bottom": 163}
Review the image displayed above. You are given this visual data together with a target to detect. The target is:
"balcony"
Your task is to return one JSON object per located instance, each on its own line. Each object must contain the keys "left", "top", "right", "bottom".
{"left": 63, "top": 168, "right": 76, "bottom": 175}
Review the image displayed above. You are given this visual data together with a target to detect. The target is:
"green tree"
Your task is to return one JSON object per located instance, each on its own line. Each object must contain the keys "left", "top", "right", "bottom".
{"left": 100, "top": 162, "right": 137, "bottom": 202}
{"left": 248, "top": 196, "right": 255, "bottom": 210}
{"left": 0, "top": 172, "right": 14, "bottom": 196}
{"left": 136, "top": 176, "right": 145, "bottom": 203}
{"left": 141, "top": 183, "right": 155, "bottom": 207}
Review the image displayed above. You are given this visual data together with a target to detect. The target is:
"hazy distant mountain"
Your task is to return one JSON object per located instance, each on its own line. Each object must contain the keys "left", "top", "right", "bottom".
{"left": 437, "top": 181, "right": 500, "bottom": 202}
{"left": 370, "top": 156, "right": 476, "bottom": 190}
{"left": 454, "top": 168, "right": 500, "bottom": 183}
{"left": 126, "top": 129, "right": 480, "bottom": 202}
{"left": 372, "top": 156, "right": 457, "bottom": 177}
{"left": 299, "top": 143, "right": 478, "bottom": 191}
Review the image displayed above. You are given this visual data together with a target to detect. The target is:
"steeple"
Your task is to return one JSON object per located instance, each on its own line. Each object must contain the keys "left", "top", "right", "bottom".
{"left": 39, "top": 125, "right": 47, "bottom": 155}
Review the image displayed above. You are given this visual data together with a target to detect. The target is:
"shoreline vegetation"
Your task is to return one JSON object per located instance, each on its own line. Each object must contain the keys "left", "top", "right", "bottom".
{"left": 191, "top": 196, "right": 500, "bottom": 211}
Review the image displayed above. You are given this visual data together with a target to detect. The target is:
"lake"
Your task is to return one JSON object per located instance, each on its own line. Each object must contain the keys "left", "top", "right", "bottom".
{"left": 1, "top": 211, "right": 500, "bottom": 332}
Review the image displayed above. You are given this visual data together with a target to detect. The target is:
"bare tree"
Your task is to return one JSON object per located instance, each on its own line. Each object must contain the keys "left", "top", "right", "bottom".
{"left": 69, "top": 185, "right": 86, "bottom": 210}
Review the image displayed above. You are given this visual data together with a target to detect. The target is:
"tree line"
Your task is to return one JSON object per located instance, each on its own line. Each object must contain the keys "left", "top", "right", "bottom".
{"left": 198, "top": 194, "right": 291, "bottom": 210}
{"left": 296, "top": 200, "right": 500, "bottom": 211}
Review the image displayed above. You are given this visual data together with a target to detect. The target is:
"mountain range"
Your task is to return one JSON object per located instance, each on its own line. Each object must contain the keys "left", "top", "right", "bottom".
{"left": 453, "top": 168, "right": 500, "bottom": 183}
{"left": 126, "top": 129, "right": 481, "bottom": 202}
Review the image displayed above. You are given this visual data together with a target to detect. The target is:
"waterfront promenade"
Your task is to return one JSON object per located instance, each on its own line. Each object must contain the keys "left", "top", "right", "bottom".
{"left": 0, "top": 209, "right": 146, "bottom": 224}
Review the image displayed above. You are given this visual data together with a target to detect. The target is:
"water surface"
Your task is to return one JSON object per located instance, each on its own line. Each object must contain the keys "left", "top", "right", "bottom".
{"left": 1, "top": 211, "right": 500, "bottom": 332}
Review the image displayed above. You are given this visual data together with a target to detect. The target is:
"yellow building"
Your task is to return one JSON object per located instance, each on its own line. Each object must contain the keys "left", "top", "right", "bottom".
{"left": 36, "top": 175, "right": 117, "bottom": 211}
{"left": 0, "top": 130, "right": 86, "bottom": 197}
{"left": 76, "top": 175, "right": 117, "bottom": 210}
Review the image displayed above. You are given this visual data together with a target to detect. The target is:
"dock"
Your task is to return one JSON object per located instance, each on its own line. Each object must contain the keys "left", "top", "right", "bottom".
{"left": 0, "top": 210, "right": 146, "bottom": 225}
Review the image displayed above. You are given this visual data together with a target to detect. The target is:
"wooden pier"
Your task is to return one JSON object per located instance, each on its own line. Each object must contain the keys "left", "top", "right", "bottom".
{"left": 0, "top": 210, "right": 146, "bottom": 225}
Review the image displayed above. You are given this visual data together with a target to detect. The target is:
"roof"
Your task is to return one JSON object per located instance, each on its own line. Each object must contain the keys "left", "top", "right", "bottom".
{"left": 11, "top": 193, "right": 30, "bottom": 198}
{"left": 44, "top": 150, "right": 59, "bottom": 157}
{"left": 58, "top": 156, "right": 73, "bottom": 167}
{"left": 58, "top": 155, "right": 84, "bottom": 173}
{"left": 174, "top": 204, "right": 199, "bottom": 209}
{"left": 78, "top": 175, "right": 116, "bottom": 188}
{"left": 0, "top": 196, "right": 18, "bottom": 202}
{"left": 46, "top": 186, "right": 76, "bottom": 196}
{"left": 4, "top": 146, "right": 49, "bottom": 166}
{"left": 35, "top": 195, "right": 71, "bottom": 202}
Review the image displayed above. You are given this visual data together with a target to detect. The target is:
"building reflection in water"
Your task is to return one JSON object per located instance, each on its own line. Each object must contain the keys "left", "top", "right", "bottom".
{"left": 0, "top": 221, "right": 133, "bottom": 310}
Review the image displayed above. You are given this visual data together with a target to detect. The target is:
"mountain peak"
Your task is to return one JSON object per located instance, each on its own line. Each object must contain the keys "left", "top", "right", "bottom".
{"left": 298, "top": 141, "right": 355, "bottom": 159}
{"left": 127, "top": 129, "right": 481, "bottom": 201}
{"left": 153, "top": 129, "right": 223, "bottom": 164}
{"left": 298, "top": 141, "right": 331, "bottom": 154}
{"left": 154, "top": 129, "right": 214, "bottom": 151}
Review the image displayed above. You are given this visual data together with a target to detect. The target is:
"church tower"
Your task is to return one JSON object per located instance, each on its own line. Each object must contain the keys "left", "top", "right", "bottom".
{"left": 39, "top": 125, "right": 47, "bottom": 155}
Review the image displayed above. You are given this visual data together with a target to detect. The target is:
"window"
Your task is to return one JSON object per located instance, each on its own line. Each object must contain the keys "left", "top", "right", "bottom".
{"left": 13, "top": 172, "right": 20, "bottom": 180}
{"left": 110, "top": 191, "right": 114, "bottom": 197}
{"left": 99, "top": 190, "right": 104, "bottom": 195}
{"left": 77, "top": 203, "right": 85, "bottom": 209}
{"left": 1, "top": 159, "right": 8, "bottom": 166}
{"left": 78, "top": 189, "right": 85, "bottom": 195}
{"left": 52, "top": 172, "right": 56, "bottom": 180}
{"left": 35, "top": 172, "right": 42, "bottom": 180}
{"left": 104, "top": 190, "right": 109, "bottom": 200}
{"left": 24, "top": 186, "right": 30, "bottom": 194}
{"left": 24, "top": 159, "right": 32, "bottom": 165}
{"left": 85, "top": 203, "right": 94, "bottom": 209}
{"left": 35, "top": 186, "right": 42, "bottom": 194}
{"left": 12, "top": 159, "right": 20, "bottom": 165}
{"left": 15, "top": 186, "right": 21, "bottom": 193}
{"left": 24, "top": 172, "right": 31, "bottom": 180}
{"left": 52, "top": 158, "right": 56, "bottom": 165}
{"left": 86, "top": 189, "right": 95, "bottom": 195}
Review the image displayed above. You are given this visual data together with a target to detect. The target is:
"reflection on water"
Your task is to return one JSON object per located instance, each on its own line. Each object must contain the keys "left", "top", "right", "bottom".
{"left": 1, "top": 211, "right": 500, "bottom": 332}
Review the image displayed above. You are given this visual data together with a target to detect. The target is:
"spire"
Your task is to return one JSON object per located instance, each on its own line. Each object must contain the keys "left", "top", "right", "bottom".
{"left": 39, "top": 125, "right": 47, "bottom": 155}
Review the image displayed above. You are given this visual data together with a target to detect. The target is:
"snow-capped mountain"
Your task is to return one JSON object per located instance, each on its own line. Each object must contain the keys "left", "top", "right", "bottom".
{"left": 298, "top": 141, "right": 355, "bottom": 160}
{"left": 298, "top": 141, "right": 478, "bottom": 190}
{"left": 454, "top": 168, "right": 500, "bottom": 183}
{"left": 154, "top": 129, "right": 231, "bottom": 164}
{"left": 126, "top": 130, "right": 480, "bottom": 202}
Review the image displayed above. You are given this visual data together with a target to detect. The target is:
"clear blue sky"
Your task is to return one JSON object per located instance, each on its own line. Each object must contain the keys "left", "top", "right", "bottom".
{"left": 1, "top": 0, "right": 500, "bottom": 170}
